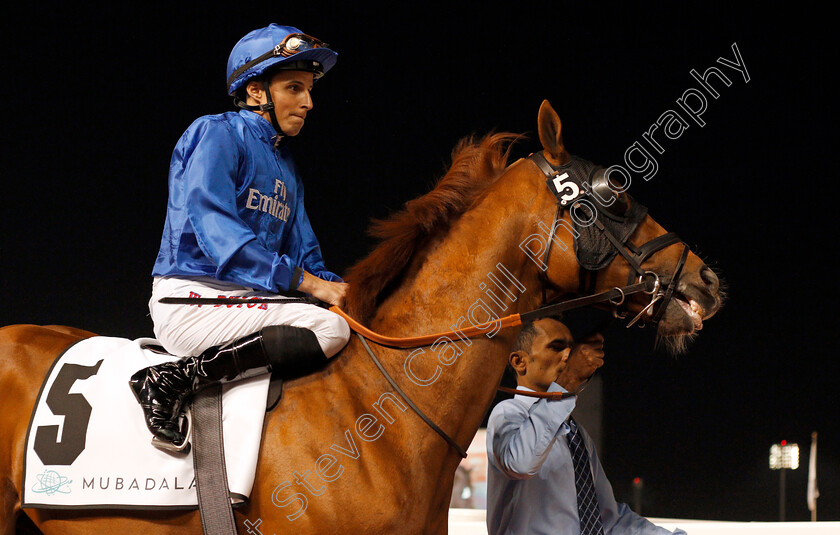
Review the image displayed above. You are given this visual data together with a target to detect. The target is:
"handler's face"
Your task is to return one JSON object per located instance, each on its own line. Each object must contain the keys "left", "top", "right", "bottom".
{"left": 517, "top": 318, "right": 574, "bottom": 392}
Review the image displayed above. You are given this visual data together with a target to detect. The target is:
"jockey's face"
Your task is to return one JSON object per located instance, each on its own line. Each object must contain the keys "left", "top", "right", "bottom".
{"left": 247, "top": 70, "right": 315, "bottom": 136}
{"left": 510, "top": 318, "right": 574, "bottom": 392}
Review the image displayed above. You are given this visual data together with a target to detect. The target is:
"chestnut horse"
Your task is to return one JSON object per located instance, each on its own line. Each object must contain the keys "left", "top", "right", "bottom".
{"left": 1, "top": 101, "right": 721, "bottom": 534}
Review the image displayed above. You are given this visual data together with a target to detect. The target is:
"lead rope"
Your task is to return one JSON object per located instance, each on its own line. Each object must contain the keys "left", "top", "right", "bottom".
{"left": 497, "top": 386, "right": 573, "bottom": 400}
{"left": 160, "top": 275, "right": 657, "bottom": 463}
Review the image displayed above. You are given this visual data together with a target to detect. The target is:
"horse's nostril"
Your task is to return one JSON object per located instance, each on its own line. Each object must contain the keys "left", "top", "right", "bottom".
{"left": 700, "top": 266, "right": 719, "bottom": 291}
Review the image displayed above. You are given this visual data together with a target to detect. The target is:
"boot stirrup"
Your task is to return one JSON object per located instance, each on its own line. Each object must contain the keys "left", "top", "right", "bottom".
{"left": 152, "top": 409, "right": 192, "bottom": 454}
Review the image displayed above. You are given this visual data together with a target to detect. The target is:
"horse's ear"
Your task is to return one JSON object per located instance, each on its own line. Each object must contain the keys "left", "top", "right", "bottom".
{"left": 538, "top": 100, "right": 568, "bottom": 164}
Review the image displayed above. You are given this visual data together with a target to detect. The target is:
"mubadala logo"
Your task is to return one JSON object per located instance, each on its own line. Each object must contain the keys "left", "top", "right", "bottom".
{"left": 81, "top": 475, "right": 196, "bottom": 491}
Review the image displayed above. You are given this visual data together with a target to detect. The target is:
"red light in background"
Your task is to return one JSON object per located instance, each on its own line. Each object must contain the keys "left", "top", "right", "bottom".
{"left": 781, "top": 440, "right": 787, "bottom": 446}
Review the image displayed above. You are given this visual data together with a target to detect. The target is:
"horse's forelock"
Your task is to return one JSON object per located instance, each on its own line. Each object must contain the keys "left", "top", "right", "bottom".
{"left": 344, "top": 132, "right": 521, "bottom": 322}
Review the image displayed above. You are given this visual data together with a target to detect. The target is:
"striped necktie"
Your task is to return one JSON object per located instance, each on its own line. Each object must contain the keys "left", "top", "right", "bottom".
{"left": 566, "top": 418, "right": 605, "bottom": 535}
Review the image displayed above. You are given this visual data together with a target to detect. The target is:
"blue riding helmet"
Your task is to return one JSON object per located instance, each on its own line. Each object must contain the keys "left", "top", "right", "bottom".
{"left": 226, "top": 24, "right": 338, "bottom": 95}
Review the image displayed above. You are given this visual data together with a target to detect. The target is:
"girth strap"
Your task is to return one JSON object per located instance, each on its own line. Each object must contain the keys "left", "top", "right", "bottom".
{"left": 191, "top": 386, "right": 237, "bottom": 535}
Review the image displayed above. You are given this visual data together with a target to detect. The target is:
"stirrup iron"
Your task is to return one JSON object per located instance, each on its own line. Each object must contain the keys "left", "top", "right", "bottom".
{"left": 151, "top": 409, "right": 192, "bottom": 454}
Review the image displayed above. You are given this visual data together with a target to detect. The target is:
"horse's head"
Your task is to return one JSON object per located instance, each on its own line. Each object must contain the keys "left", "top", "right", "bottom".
{"left": 530, "top": 100, "right": 722, "bottom": 351}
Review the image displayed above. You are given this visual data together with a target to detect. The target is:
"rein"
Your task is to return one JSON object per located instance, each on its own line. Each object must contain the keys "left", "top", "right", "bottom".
{"left": 163, "top": 278, "right": 654, "bottom": 459}
{"left": 159, "top": 152, "right": 692, "bottom": 461}
{"left": 328, "top": 279, "right": 654, "bottom": 350}
{"left": 347, "top": 150, "right": 693, "bottom": 458}
{"left": 162, "top": 276, "right": 657, "bottom": 350}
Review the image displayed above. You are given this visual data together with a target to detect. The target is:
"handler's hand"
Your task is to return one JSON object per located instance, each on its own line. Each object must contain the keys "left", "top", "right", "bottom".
{"left": 298, "top": 271, "right": 348, "bottom": 308}
{"left": 555, "top": 333, "right": 605, "bottom": 393}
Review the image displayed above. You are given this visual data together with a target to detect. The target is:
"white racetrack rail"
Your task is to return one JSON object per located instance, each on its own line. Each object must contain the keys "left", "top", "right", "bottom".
{"left": 448, "top": 509, "right": 840, "bottom": 535}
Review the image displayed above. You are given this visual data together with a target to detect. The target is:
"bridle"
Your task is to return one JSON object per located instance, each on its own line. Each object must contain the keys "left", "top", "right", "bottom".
{"left": 529, "top": 151, "right": 691, "bottom": 327}
{"left": 342, "top": 152, "right": 694, "bottom": 459}
{"left": 160, "top": 151, "right": 693, "bottom": 460}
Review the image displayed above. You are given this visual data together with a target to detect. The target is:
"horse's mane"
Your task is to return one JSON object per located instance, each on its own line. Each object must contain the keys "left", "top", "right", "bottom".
{"left": 344, "top": 132, "right": 521, "bottom": 322}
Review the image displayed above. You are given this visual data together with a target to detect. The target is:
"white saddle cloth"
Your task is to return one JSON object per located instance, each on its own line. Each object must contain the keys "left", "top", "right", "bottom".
{"left": 22, "top": 336, "right": 268, "bottom": 509}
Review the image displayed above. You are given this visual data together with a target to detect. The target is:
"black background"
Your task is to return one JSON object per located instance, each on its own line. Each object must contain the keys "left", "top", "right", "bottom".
{"left": 2, "top": 2, "right": 837, "bottom": 523}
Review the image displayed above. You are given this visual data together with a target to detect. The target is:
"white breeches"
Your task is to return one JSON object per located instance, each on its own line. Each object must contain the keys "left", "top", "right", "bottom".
{"left": 149, "top": 276, "right": 351, "bottom": 358}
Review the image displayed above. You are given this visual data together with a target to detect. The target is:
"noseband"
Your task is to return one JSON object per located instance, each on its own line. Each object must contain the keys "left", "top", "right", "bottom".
{"left": 529, "top": 152, "right": 690, "bottom": 327}
{"left": 343, "top": 154, "right": 692, "bottom": 459}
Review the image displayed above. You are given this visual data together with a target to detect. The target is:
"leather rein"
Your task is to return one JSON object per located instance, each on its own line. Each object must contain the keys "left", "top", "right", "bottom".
{"left": 330, "top": 153, "right": 691, "bottom": 458}
{"left": 160, "top": 153, "right": 692, "bottom": 460}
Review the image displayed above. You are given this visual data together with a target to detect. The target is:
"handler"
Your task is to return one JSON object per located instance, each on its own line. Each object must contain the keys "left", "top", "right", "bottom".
{"left": 130, "top": 24, "right": 350, "bottom": 446}
{"left": 486, "top": 315, "right": 686, "bottom": 535}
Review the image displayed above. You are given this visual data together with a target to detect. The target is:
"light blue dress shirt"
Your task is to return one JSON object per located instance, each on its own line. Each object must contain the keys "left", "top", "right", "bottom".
{"left": 486, "top": 384, "right": 686, "bottom": 535}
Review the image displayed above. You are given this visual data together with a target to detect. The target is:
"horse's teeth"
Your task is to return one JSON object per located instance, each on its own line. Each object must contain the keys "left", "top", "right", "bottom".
{"left": 688, "top": 299, "right": 706, "bottom": 318}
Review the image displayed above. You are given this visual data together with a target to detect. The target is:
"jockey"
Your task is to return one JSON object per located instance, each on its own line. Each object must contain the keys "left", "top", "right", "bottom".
{"left": 130, "top": 24, "right": 351, "bottom": 446}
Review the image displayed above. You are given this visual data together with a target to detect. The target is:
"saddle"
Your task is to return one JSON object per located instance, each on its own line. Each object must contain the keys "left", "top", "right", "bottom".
{"left": 23, "top": 336, "right": 268, "bottom": 511}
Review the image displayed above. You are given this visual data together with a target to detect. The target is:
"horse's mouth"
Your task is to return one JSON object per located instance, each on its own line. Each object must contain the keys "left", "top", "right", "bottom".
{"left": 673, "top": 294, "right": 704, "bottom": 332}
{"left": 661, "top": 283, "right": 721, "bottom": 336}
{"left": 653, "top": 295, "right": 701, "bottom": 339}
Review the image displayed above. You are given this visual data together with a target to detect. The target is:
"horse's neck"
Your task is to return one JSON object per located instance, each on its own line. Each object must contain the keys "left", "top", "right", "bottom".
{"left": 365, "top": 180, "right": 563, "bottom": 486}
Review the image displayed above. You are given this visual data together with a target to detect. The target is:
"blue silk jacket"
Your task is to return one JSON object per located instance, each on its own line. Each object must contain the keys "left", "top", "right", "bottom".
{"left": 152, "top": 109, "right": 341, "bottom": 292}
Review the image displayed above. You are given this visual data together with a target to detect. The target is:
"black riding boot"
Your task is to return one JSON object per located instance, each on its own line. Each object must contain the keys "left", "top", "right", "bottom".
{"left": 129, "top": 325, "right": 327, "bottom": 445}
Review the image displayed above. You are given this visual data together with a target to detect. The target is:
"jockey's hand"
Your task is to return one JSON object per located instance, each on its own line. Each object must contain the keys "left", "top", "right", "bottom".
{"left": 298, "top": 271, "right": 348, "bottom": 309}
